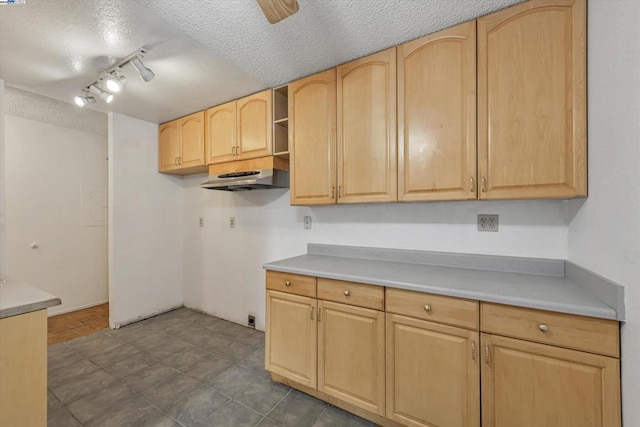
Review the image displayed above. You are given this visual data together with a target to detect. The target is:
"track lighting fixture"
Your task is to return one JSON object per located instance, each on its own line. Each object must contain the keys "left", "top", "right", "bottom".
{"left": 73, "top": 47, "right": 154, "bottom": 107}
{"left": 73, "top": 94, "right": 95, "bottom": 108}
{"left": 89, "top": 85, "right": 114, "bottom": 103}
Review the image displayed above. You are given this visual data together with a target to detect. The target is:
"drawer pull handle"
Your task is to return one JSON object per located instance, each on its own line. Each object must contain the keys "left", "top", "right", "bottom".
{"left": 424, "top": 304, "right": 432, "bottom": 312}
{"left": 284, "top": 281, "right": 291, "bottom": 287}
{"left": 539, "top": 324, "right": 549, "bottom": 333}
{"left": 344, "top": 290, "right": 350, "bottom": 296}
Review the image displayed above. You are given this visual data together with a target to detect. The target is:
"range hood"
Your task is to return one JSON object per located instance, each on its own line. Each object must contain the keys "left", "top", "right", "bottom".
{"left": 201, "top": 168, "right": 289, "bottom": 191}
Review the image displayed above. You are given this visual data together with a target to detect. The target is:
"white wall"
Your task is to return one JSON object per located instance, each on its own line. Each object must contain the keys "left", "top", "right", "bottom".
{"left": 109, "top": 113, "right": 183, "bottom": 327}
{"left": 183, "top": 174, "right": 567, "bottom": 330}
{"left": 3, "top": 89, "right": 108, "bottom": 315}
{"left": 567, "top": 1, "right": 640, "bottom": 425}
{"left": 0, "top": 80, "right": 5, "bottom": 281}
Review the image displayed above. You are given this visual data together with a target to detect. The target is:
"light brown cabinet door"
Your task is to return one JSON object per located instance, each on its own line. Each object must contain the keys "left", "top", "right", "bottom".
{"left": 237, "top": 90, "right": 272, "bottom": 160}
{"left": 179, "top": 111, "right": 206, "bottom": 168}
{"left": 477, "top": 0, "right": 586, "bottom": 199}
{"left": 206, "top": 101, "right": 237, "bottom": 164}
{"left": 337, "top": 48, "right": 397, "bottom": 203}
{"left": 0, "top": 310, "right": 47, "bottom": 427}
{"left": 318, "top": 301, "right": 385, "bottom": 416}
{"left": 289, "top": 69, "right": 337, "bottom": 205}
{"left": 265, "top": 290, "right": 317, "bottom": 388}
{"left": 158, "top": 120, "right": 181, "bottom": 172}
{"left": 481, "top": 333, "right": 621, "bottom": 427}
{"left": 398, "top": 21, "right": 477, "bottom": 202}
{"left": 386, "top": 313, "right": 480, "bottom": 427}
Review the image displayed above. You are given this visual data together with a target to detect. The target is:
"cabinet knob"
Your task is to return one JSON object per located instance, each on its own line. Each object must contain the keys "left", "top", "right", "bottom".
{"left": 344, "top": 290, "right": 350, "bottom": 296}
{"left": 284, "top": 281, "right": 291, "bottom": 287}
{"left": 539, "top": 324, "right": 549, "bottom": 333}
{"left": 424, "top": 304, "right": 432, "bottom": 312}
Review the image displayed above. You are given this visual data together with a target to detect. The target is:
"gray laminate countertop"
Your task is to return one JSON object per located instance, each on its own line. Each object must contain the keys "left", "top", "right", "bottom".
{"left": 263, "top": 244, "right": 624, "bottom": 321}
{"left": 0, "top": 281, "right": 61, "bottom": 319}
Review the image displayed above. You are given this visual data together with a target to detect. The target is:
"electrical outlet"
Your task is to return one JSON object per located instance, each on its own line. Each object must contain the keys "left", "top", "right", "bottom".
{"left": 229, "top": 217, "right": 236, "bottom": 228}
{"left": 247, "top": 315, "right": 256, "bottom": 328}
{"left": 477, "top": 214, "right": 499, "bottom": 232}
{"left": 304, "top": 216, "right": 312, "bottom": 230}
{"left": 199, "top": 217, "right": 204, "bottom": 227}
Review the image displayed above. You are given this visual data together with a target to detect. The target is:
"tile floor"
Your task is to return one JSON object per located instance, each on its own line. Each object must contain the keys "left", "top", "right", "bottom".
{"left": 47, "top": 307, "right": 374, "bottom": 427}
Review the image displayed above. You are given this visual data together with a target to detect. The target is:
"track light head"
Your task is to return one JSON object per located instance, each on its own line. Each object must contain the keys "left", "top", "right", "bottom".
{"left": 73, "top": 95, "right": 95, "bottom": 107}
{"left": 131, "top": 56, "right": 155, "bottom": 82}
{"left": 102, "top": 71, "right": 126, "bottom": 93}
{"left": 89, "top": 85, "right": 114, "bottom": 103}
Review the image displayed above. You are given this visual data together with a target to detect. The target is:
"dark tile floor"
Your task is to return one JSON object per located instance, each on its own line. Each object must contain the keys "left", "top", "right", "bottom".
{"left": 47, "top": 308, "right": 374, "bottom": 427}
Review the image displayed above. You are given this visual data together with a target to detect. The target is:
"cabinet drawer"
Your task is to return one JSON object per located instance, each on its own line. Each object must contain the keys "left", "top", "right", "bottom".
{"left": 266, "top": 271, "right": 316, "bottom": 298}
{"left": 317, "top": 278, "right": 384, "bottom": 310}
{"left": 481, "top": 302, "right": 620, "bottom": 358}
{"left": 386, "top": 288, "right": 478, "bottom": 330}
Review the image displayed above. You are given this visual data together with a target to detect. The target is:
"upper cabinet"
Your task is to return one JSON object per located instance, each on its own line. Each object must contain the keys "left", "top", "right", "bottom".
{"left": 477, "top": 0, "right": 587, "bottom": 199}
{"left": 289, "top": 69, "right": 337, "bottom": 206}
{"left": 337, "top": 48, "right": 397, "bottom": 204}
{"left": 160, "top": 0, "right": 588, "bottom": 199}
{"left": 237, "top": 90, "right": 273, "bottom": 160}
{"left": 398, "top": 21, "right": 477, "bottom": 202}
{"left": 159, "top": 120, "right": 180, "bottom": 172}
{"left": 205, "top": 101, "right": 237, "bottom": 164}
{"left": 205, "top": 89, "right": 272, "bottom": 165}
{"left": 158, "top": 111, "right": 206, "bottom": 174}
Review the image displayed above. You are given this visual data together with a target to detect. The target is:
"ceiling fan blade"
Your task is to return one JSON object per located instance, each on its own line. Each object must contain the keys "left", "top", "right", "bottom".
{"left": 256, "top": 0, "right": 300, "bottom": 24}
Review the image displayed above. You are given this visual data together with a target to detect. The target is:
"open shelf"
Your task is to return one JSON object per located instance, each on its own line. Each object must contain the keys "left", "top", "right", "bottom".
{"left": 273, "top": 85, "right": 289, "bottom": 155}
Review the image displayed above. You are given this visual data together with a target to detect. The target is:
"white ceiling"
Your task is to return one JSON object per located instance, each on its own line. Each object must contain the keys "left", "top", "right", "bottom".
{"left": 0, "top": 0, "right": 523, "bottom": 124}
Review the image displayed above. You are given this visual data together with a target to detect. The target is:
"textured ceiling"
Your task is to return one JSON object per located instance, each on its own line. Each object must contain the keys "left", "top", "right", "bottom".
{"left": 134, "top": 0, "right": 525, "bottom": 87}
{"left": 0, "top": 0, "right": 524, "bottom": 124}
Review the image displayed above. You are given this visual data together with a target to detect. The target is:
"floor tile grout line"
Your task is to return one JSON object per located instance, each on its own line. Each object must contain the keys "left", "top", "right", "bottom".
{"left": 50, "top": 308, "right": 374, "bottom": 427}
{"left": 262, "top": 388, "right": 292, "bottom": 423}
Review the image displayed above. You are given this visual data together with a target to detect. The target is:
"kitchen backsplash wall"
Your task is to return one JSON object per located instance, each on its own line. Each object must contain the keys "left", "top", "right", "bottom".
{"left": 182, "top": 176, "right": 568, "bottom": 331}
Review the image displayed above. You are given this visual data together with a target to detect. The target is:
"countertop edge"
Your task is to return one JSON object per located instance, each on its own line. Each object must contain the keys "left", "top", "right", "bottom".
{"left": 0, "top": 297, "right": 62, "bottom": 319}
{"left": 263, "top": 261, "right": 620, "bottom": 322}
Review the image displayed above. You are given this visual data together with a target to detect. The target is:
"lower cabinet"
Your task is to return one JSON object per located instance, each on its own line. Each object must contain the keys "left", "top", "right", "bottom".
{"left": 386, "top": 313, "right": 479, "bottom": 427}
{"left": 265, "top": 272, "right": 386, "bottom": 419}
{"left": 0, "top": 309, "right": 48, "bottom": 427}
{"left": 265, "top": 290, "right": 317, "bottom": 388}
{"left": 481, "top": 333, "right": 621, "bottom": 427}
{"left": 318, "top": 300, "right": 385, "bottom": 416}
{"left": 265, "top": 271, "right": 622, "bottom": 427}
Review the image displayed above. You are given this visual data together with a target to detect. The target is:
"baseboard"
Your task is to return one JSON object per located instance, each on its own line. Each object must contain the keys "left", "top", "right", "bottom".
{"left": 47, "top": 299, "right": 109, "bottom": 317}
{"left": 183, "top": 304, "right": 265, "bottom": 333}
{"left": 110, "top": 303, "right": 184, "bottom": 329}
